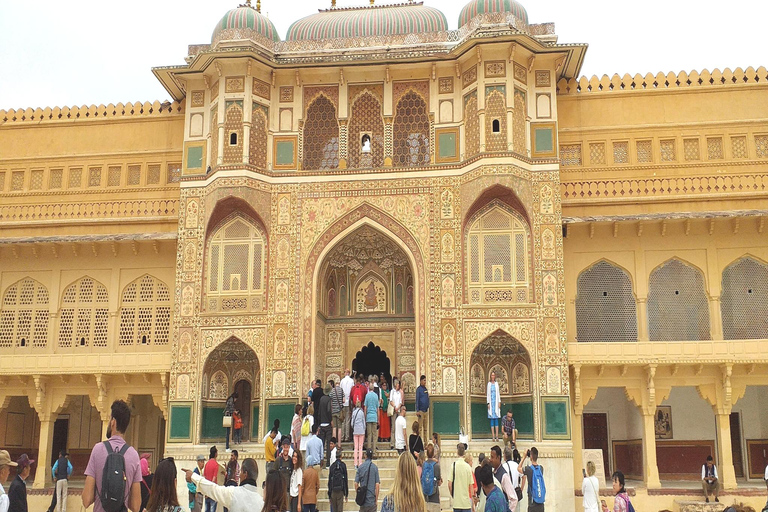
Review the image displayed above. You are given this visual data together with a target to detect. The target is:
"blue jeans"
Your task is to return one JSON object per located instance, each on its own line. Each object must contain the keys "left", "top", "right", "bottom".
{"left": 302, "top": 504, "right": 317, "bottom": 512}
{"left": 205, "top": 497, "right": 217, "bottom": 512}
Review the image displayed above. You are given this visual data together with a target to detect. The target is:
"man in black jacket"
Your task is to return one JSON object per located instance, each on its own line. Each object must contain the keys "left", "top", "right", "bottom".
{"left": 328, "top": 449, "right": 348, "bottom": 512}
{"left": 8, "top": 454, "right": 34, "bottom": 512}
{"left": 318, "top": 384, "right": 333, "bottom": 468}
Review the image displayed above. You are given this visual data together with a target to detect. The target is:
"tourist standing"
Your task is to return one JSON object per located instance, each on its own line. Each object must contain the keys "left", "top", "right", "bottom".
{"left": 289, "top": 451, "right": 303, "bottom": 512}
{"left": 265, "top": 428, "right": 278, "bottom": 472}
{"left": 233, "top": 410, "right": 243, "bottom": 445}
{"left": 311, "top": 380, "right": 324, "bottom": 424}
{"left": 378, "top": 380, "right": 391, "bottom": 444}
{"left": 145, "top": 458, "right": 180, "bottom": 512}
{"left": 318, "top": 385, "right": 334, "bottom": 468}
{"left": 306, "top": 423, "right": 324, "bottom": 468}
{"left": 292, "top": 404, "right": 303, "bottom": 453}
{"left": 340, "top": 370, "right": 355, "bottom": 443}
{"left": 302, "top": 459, "right": 320, "bottom": 512}
{"left": 300, "top": 407, "right": 315, "bottom": 458}
{"left": 364, "top": 382, "right": 379, "bottom": 458}
{"left": 611, "top": 471, "right": 632, "bottom": 512}
{"left": 351, "top": 399, "right": 366, "bottom": 468}
{"left": 423, "top": 444, "right": 442, "bottom": 512}
{"left": 431, "top": 433, "right": 441, "bottom": 462}
{"left": 764, "top": 461, "right": 768, "bottom": 493}
{"left": 0, "top": 451, "right": 18, "bottom": 512}
{"left": 276, "top": 440, "right": 293, "bottom": 505}
{"left": 52, "top": 450, "right": 72, "bottom": 512}
{"left": 224, "top": 450, "right": 240, "bottom": 487}
{"left": 582, "top": 461, "right": 600, "bottom": 512}
{"left": 409, "top": 422, "right": 425, "bottom": 460}
{"left": 416, "top": 376, "right": 430, "bottom": 442}
{"left": 505, "top": 449, "right": 524, "bottom": 512}
{"left": 477, "top": 464, "right": 507, "bottom": 512}
{"left": 328, "top": 448, "right": 348, "bottom": 512}
{"left": 354, "top": 450, "right": 380, "bottom": 512}
{"left": 487, "top": 373, "right": 501, "bottom": 442}
{"left": 448, "top": 443, "right": 474, "bottom": 512}
{"left": 331, "top": 380, "right": 345, "bottom": 447}
{"left": 8, "top": 454, "right": 33, "bottom": 512}
{"left": 394, "top": 406, "right": 408, "bottom": 455}
{"left": 187, "top": 455, "right": 206, "bottom": 512}
{"left": 381, "top": 452, "right": 425, "bottom": 512}
{"left": 701, "top": 455, "right": 720, "bottom": 503}
{"left": 489, "top": 446, "right": 517, "bottom": 512}
{"left": 186, "top": 458, "right": 263, "bottom": 512}
{"left": 518, "top": 447, "right": 545, "bottom": 512}
{"left": 501, "top": 411, "right": 517, "bottom": 449}
{"left": 140, "top": 453, "right": 153, "bottom": 512}
{"left": 82, "top": 400, "right": 142, "bottom": 512}
{"left": 389, "top": 380, "right": 403, "bottom": 448}
{"left": 224, "top": 392, "right": 237, "bottom": 452}
{"left": 203, "top": 446, "right": 220, "bottom": 512}
{"left": 263, "top": 469, "right": 288, "bottom": 512}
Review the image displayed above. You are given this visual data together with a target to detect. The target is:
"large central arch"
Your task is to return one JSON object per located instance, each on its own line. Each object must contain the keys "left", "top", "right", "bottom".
{"left": 302, "top": 203, "right": 427, "bottom": 394}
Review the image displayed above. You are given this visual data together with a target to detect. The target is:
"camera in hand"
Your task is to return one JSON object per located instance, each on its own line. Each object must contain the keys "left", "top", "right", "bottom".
{"left": 526, "top": 449, "right": 531, "bottom": 457}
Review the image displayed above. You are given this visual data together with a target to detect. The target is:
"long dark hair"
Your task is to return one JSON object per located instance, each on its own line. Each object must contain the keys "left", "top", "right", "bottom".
{"left": 146, "top": 458, "right": 179, "bottom": 512}
{"left": 612, "top": 470, "right": 626, "bottom": 495}
{"left": 262, "top": 470, "right": 288, "bottom": 512}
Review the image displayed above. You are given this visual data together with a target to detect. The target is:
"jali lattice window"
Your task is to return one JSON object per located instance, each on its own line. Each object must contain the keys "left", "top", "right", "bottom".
{"left": 464, "top": 91, "right": 479, "bottom": 158}
{"left": 58, "top": 277, "right": 109, "bottom": 348}
{"left": 249, "top": 104, "right": 268, "bottom": 170}
{"left": 207, "top": 214, "right": 266, "bottom": 312}
{"left": 721, "top": 257, "right": 768, "bottom": 340}
{"left": 467, "top": 202, "right": 531, "bottom": 305}
{"left": 575, "top": 261, "right": 638, "bottom": 342}
{"left": 303, "top": 96, "right": 339, "bottom": 170}
{"left": 119, "top": 275, "right": 171, "bottom": 346}
{"left": 348, "top": 92, "right": 384, "bottom": 169}
{"left": 613, "top": 141, "right": 629, "bottom": 164}
{"left": 0, "top": 278, "right": 50, "bottom": 349}
{"left": 393, "top": 91, "right": 430, "bottom": 167}
{"left": 648, "top": 259, "right": 711, "bottom": 341}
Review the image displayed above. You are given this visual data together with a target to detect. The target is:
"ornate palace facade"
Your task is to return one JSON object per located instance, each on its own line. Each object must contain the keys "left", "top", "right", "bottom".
{"left": 1, "top": 1, "right": 767, "bottom": 510}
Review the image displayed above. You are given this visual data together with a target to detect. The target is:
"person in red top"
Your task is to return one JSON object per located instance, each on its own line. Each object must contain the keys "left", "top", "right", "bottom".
{"left": 233, "top": 410, "right": 244, "bottom": 445}
{"left": 350, "top": 375, "right": 368, "bottom": 414}
{"left": 203, "top": 446, "right": 220, "bottom": 512}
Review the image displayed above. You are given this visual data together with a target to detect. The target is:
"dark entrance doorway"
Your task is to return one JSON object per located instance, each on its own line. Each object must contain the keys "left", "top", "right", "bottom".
{"left": 352, "top": 342, "right": 392, "bottom": 385}
{"left": 583, "top": 412, "right": 610, "bottom": 478}
{"left": 730, "top": 412, "right": 744, "bottom": 478}
{"left": 234, "top": 380, "right": 252, "bottom": 442}
{"left": 51, "top": 418, "right": 69, "bottom": 466}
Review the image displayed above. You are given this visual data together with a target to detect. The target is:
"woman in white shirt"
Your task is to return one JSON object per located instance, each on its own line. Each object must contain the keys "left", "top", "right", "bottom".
{"left": 487, "top": 372, "right": 501, "bottom": 442}
{"left": 581, "top": 461, "right": 600, "bottom": 512}
{"left": 299, "top": 405, "right": 315, "bottom": 454}
{"left": 389, "top": 379, "right": 403, "bottom": 448}
{"left": 289, "top": 451, "right": 303, "bottom": 512}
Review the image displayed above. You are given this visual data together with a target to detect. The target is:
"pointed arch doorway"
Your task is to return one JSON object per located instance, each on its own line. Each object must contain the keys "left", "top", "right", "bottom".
{"left": 351, "top": 341, "right": 392, "bottom": 385}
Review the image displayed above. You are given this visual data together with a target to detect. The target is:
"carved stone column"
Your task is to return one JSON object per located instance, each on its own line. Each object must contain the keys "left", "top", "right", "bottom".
{"left": 242, "top": 122, "right": 252, "bottom": 165}
{"left": 383, "top": 116, "right": 393, "bottom": 167}
{"left": 571, "top": 364, "right": 585, "bottom": 489}
{"left": 338, "top": 119, "right": 348, "bottom": 169}
{"left": 636, "top": 297, "right": 649, "bottom": 341}
{"left": 709, "top": 296, "right": 723, "bottom": 340}
{"left": 34, "top": 413, "right": 55, "bottom": 489}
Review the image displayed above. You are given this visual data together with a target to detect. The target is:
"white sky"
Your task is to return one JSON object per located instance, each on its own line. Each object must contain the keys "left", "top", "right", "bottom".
{"left": 0, "top": 0, "right": 765, "bottom": 110}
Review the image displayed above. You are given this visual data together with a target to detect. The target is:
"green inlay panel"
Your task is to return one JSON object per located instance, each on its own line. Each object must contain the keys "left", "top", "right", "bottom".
{"left": 267, "top": 402, "right": 296, "bottom": 437}
{"left": 542, "top": 397, "right": 570, "bottom": 439}
{"left": 169, "top": 404, "right": 192, "bottom": 440}
{"left": 471, "top": 399, "right": 533, "bottom": 438}
{"left": 187, "top": 146, "right": 203, "bottom": 169}
{"left": 535, "top": 127, "right": 554, "bottom": 153}
{"left": 485, "top": 85, "right": 506, "bottom": 95}
{"left": 275, "top": 140, "right": 296, "bottom": 166}
{"left": 438, "top": 132, "right": 457, "bottom": 159}
{"left": 201, "top": 405, "right": 226, "bottom": 440}
{"left": 251, "top": 406, "right": 260, "bottom": 438}
{"left": 432, "top": 401, "right": 461, "bottom": 435}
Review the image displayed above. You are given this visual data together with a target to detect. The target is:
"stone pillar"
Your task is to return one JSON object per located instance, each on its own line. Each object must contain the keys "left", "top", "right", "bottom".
{"left": 242, "top": 122, "right": 251, "bottom": 164}
{"left": 33, "top": 413, "right": 55, "bottom": 489}
{"left": 217, "top": 124, "right": 225, "bottom": 165}
{"left": 709, "top": 296, "right": 723, "bottom": 340}
{"left": 636, "top": 297, "right": 649, "bottom": 341}
{"left": 383, "top": 117, "right": 393, "bottom": 167}
{"left": 715, "top": 411, "right": 737, "bottom": 489}
{"left": 338, "top": 119, "right": 348, "bottom": 169}
{"left": 572, "top": 409, "right": 584, "bottom": 489}
{"left": 641, "top": 409, "right": 661, "bottom": 489}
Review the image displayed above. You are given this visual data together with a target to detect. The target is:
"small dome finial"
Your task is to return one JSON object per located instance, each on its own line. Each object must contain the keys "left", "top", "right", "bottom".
{"left": 256, "top": 0, "right": 261, "bottom": 12}
{"left": 331, "top": 0, "right": 336, "bottom": 6}
{"left": 370, "top": 0, "right": 375, "bottom": 4}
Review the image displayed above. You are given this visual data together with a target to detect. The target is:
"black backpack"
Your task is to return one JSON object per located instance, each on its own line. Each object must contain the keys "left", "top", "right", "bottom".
{"left": 98, "top": 441, "right": 130, "bottom": 512}
{"left": 330, "top": 460, "right": 345, "bottom": 491}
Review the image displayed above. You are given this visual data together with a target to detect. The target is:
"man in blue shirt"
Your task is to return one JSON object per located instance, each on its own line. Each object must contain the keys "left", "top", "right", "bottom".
{"left": 51, "top": 451, "right": 73, "bottom": 512}
{"left": 364, "top": 381, "right": 380, "bottom": 458}
{"left": 306, "top": 422, "right": 324, "bottom": 467}
{"left": 416, "top": 375, "right": 429, "bottom": 442}
{"left": 354, "top": 450, "right": 379, "bottom": 512}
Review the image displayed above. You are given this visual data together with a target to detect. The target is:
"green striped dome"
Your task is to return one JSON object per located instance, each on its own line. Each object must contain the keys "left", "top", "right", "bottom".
{"left": 286, "top": 2, "right": 448, "bottom": 41}
{"left": 212, "top": 5, "right": 281, "bottom": 43}
{"left": 459, "top": 0, "right": 529, "bottom": 27}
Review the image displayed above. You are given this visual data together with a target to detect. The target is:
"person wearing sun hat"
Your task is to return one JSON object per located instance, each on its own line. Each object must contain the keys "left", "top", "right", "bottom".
{"left": 0, "top": 450, "right": 19, "bottom": 512}
{"left": 7, "top": 453, "right": 33, "bottom": 512}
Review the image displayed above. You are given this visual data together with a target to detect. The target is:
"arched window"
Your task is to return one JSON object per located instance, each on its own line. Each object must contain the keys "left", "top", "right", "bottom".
{"left": 576, "top": 261, "right": 638, "bottom": 342}
{"left": 466, "top": 202, "right": 531, "bottom": 304}
{"left": 648, "top": 259, "right": 710, "bottom": 341}
{"left": 0, "top": 278, "right": 49, "bottom": 349}
{"left": 303, "top": 95, "right": 339, "bottom": 170}
{"left": 59, "top": 277, "right": 109, "bottom": 348}
{"left": 206, "top": 214, "right": 266, "bottom": 312}
{"left": 118, "top": 275, "right": 171, "bottom": 346}
{"left": 393, "top": 90, "right": 430, "bottom": 167}
{"left": 721, "top": 257, "right": 768, "bottom": 339}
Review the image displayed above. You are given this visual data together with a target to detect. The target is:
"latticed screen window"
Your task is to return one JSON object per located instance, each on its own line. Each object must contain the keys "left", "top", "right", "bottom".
{"left": 118, "top": 275, "right": 171, "bottom": 346}
{"left": 206, "top": 215, "right": 266, "bottom": 312}
{"left": 107, "top": 166, "right": 121, "bottom": 187}
{"left": 49, "top": 169, "right": 63, "bottom": 189}
{"left": 467, "top": 203, "right": 530, "bottom": 305}
{"left": 589, "top": 143, "right": 605, "bottom": 165}
{"left": 560, "top": 145, "right": 581, "bottom": 166}
{"left": 636, "top": 140, "right": 652, "bottom": 163}
{"left": 613, "top": 142, "right": 629, "bottom": 164}
{"left": 58, "top": 277, "right": 109, "bottom": 348}
{"left": 660, "top": 140, "right": 676, "bottom": 161}
{"left": 29, "top": 170, "right": 43, "bottom": 190}
{"left": 348, "top": 93, "right": 384, "bottom": 169}
{"left": 0, "top": 278, "right": 50, "bottom": 349}
{"left": 464, "top": 91, "right": 479, "bottom": 158}
{"left": 648, "top": 259, "right": 711, "bottom": 341}
{"left": 756, "top": 135, "right": 768, "bottom": 159}
{"left": 303, "top": 96, "right": 339, "bottom": 170}
{"left": 683, "top": 139, "right": 700, "bottom": 161}
{"left": 731, "top": 137, "right": 747, "bottom": 159}
{"left": 721, "top": 257, "right": 768, "bottom": 340}
{"left": 575, "top": 262, "right": 638, "bottom": 342}
{"left": 393, "top": 91, "right": 430, "bottom": 167}
{"left": 127, "top": 165, "right": 141, "bottom": 186}
{"left": 68, "top": 168, "right": 82, "bottom": 188}
{"left": 146, "top": 164, "right": 161, "bottom": 185}
{"left": 707, "top": 137, "right": 724, "bottom": 160}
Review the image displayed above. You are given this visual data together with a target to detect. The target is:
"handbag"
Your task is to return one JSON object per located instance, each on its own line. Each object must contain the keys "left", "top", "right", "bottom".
{"left": 505, "top": 461, "right": 523, "bottom": 501}
{"left": 387, "top": 401, "right": 395, "bottom": 416}
{"left": 355, "top": 463, "right": 374, "bottom": 506}
{"left": 223, "top": 415, "right": 233, "bottom": 428}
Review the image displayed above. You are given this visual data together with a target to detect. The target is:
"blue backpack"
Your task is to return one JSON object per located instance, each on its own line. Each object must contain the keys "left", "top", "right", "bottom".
{"left": 421, "top": 460, "right": 436, "bottom": 497}
{"left": 530, "top": 464, "right": 546, "bottom": 504}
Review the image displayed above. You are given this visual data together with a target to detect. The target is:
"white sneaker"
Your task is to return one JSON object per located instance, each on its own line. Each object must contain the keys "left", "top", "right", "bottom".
{"left": 226, "top": 448, "right": 231, "bottom": 453}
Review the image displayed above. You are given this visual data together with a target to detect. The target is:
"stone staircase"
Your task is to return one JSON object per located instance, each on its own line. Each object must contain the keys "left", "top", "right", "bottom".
{"left": 674, "top": 500, "right": 729, "bottom": 512}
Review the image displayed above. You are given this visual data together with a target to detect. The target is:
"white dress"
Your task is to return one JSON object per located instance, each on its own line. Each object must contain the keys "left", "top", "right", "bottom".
{"left": 487, "top": 381, "right": 501, "bottom": 418}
